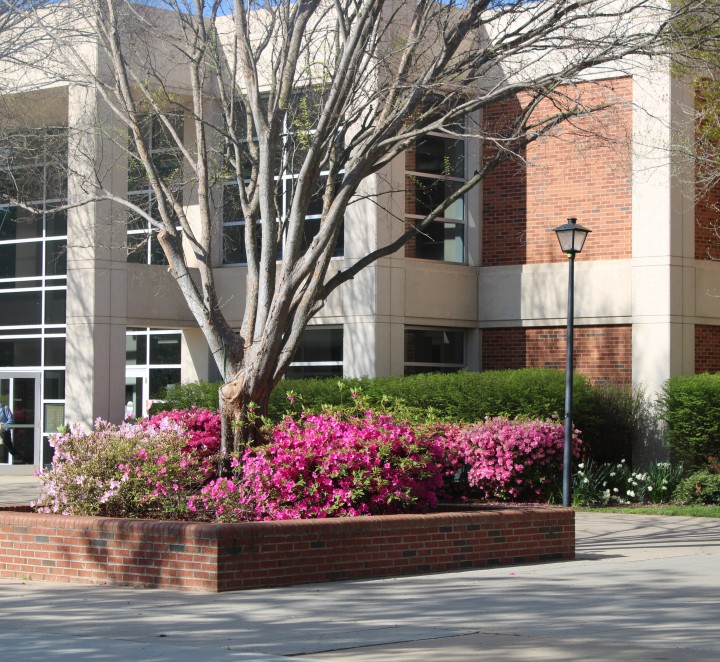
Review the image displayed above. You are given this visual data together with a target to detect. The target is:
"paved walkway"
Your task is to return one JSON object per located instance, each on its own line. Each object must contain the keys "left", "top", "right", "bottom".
{"left": 0, "top": 474, "right": 40, "bottom": 504}
{"left": 1, "top": 477, "right": 719, "bottom": 660}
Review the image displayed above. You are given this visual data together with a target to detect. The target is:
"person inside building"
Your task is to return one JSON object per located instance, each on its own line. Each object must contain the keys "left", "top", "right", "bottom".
{"left": 0, "top": 394, "right": 16, "bottom": 458}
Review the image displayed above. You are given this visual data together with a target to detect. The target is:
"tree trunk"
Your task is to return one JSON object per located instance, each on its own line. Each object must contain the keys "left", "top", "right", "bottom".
{"left": 219, "top": 367, "right": 275, "bottom": 461}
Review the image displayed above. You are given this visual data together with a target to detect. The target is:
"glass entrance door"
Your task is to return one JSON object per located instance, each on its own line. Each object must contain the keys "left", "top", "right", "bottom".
{"left": 0, "top": 373, "right": 41, "bottom": 474}
{"left": 125, "top": 367, "right": 147, "bottom": 421}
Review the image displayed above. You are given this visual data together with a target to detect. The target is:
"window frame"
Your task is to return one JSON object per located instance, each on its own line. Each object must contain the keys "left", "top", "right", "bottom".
{"left": 403, "top": 326, "right": 466, "bottom": 375}
{"left": 285, "top": 325, "right": 343, "bottom": 380}
{"left": 405, "top": 126, "right": 468, "bottom": 264}
{"left": 0, "top": 126, "right": 69, "bottom": 464}
{"left": 125, "top": 328, "right": 182, "bottom": 417}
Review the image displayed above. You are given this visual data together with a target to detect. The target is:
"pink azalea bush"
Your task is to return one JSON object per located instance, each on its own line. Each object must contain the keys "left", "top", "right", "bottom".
{"left": 451, "top": 416, "right": 583, "bottom": 501}
{"left": 191, "top": 412, "right": 459, "bottom": 522}
{"left": 145, "top": 407, "right": 221, "bottom": 478}
{"left": 34, "top": 415, "right": 219, "bottom": 519}
{"left": 33, "top": 408, "right": 584, "bottom": 521}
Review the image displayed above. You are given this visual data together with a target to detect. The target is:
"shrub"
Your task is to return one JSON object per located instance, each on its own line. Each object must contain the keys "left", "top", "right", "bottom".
{"left": 155, "top": 381, "right": 222, "bottom": 413}
{"left": 159, "top": 370, "right": 639, "bottom": 464}
{"left": 192, "top": 411, "right": 459, "bottom": 521}
{"left": 658, "top": 373, "right": 720, "bottom": 470}
{"left": 34, "top": 417, "right": 219, "bottom": 519}
{"left": 270, "top": 370, "right": 589, "bottom": 423}
{"left": 673, "top": 471, "right": 720, "bottom": 505}
{"left": 582, "top": 383, "right": 647, "bottom": 465}
{"left": 271, "top": 371, "right": 637, "bottom": 464}
{"left": 144, "top": 408, "right": 221, "bottom": 478}
{"left": 450, "top": 417, "right": 582, "bottom": 502}
{"left": 156, "top": 369, "right": 588, "bottom": 423}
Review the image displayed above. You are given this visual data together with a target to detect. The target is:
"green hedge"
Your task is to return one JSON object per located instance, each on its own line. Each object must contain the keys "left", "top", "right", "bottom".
{"left": 275, "top": 370, "right": 637, "bottom": 463}
{"left": 158, "top": 368, "right": 637, "bottom": 463}
{"left": 658, "top": 373, "right": 720, "bottom": 470}
{"left": 673, "top": 471, "right": 720, "bottom": 504}
{"left": 158, "top": 381, "right": 222, "bottom": 414}
{"left": 271, "top": 369, "right": 584, "bottom": 421}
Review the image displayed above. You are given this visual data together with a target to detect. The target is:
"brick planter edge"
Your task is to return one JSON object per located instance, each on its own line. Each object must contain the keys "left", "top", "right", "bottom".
{"left": 0, "top": 505, "right": 574, "bottom": 592}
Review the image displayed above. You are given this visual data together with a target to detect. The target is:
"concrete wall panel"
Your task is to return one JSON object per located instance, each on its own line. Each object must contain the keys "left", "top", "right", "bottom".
{"left": 478, "top": 261, "right": 631, "bottom": 325}
{"left": 404, "top": 263, "right": 477, "bottom": 322}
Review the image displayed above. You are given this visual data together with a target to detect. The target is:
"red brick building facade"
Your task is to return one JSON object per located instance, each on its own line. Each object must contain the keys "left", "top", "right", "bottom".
{"left": 695, "top": 325, "right": 720, "bottom": 374}
{"left": 480, "top": 78, "right": 639, "bottom": 384}
{"left": 482, "top": 326, "right": 632, "bottom": 384}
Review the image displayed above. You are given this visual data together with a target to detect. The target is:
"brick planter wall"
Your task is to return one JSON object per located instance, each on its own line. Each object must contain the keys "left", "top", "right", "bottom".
{"left": 0, "top": 506, "right": 574, "bottom": 592}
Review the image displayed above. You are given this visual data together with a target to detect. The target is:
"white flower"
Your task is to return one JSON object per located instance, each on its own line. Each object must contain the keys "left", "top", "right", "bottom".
{"left": 627, "top": 490, "right": 635, "bottom": 497}
{"left": 602, "top": 481, "right": 607, "bottom": 487}
{"left": 613, "top": 488, "right": 619, "bottom": 493}
{"left": 662, "top": 486, "right": 667, "bottom": 491}
{"left": 647, "top": 486, "right": 653, "bottom": 492}
{"left": 610, "top": 472, "right": 616, "bottom": 477}
{"left": 583, "top": 478, "right": 589, "bottom": 484}
{"left": 578, "top": 463, "right": 585, "bottom": 470}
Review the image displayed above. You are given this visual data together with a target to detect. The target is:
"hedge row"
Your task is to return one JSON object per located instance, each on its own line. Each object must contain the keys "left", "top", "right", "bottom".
{"left": 160, "top": 369, "right": 639, "bottom": 464}
{"left": 658, "top": 373, "right": 720, "bottom": 470}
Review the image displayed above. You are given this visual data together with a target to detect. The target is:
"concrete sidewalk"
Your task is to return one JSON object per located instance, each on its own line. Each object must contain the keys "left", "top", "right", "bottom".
{"left": 0, "top": 474, "right": 40, "bottom": 504}
{"left": 1, "top": 477, "right": 719, "bottom": 660}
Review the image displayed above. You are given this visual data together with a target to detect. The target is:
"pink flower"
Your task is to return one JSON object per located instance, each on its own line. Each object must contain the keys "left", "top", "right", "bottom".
{"left": 449, "top": 416, "right": 583, "bottom": 502}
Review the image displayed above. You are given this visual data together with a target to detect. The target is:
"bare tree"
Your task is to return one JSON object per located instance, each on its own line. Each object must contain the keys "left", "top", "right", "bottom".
{"left": 0, "top": 0, "right": 51, "bottom": 73}
{"left": 11, "top": 0, "right": 717, "bottom": 451}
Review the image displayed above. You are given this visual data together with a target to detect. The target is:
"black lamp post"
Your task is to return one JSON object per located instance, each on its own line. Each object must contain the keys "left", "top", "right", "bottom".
{"left": 552, "top": 217, "right": 591, "bottom": 508}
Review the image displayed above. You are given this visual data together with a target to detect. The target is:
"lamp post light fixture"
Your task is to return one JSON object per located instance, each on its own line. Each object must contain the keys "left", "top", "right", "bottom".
{"left": 553, "top": 217, "right": 591, "bottom": 508}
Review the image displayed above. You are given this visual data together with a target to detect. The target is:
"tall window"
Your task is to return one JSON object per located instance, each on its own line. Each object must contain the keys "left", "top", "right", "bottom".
{"left": 223, "top": 92, "right": 344, "bottom": 265}
{"left": 125, "top": 328, "right": 182, "bottom": 418}
{"left": 127, "top": 114, "right": 183, "bottom": 265}
{"left": 286, "top": 327, "right": 343, "bottom": 379}
{"left": 405, "top": 127, "right": 466, "bottom": 263}
{"left": 404, "top": 327, "right": 465, "bottom": 375}
{"left": 0, "top": 127, "right": 68, "bottom": 465}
